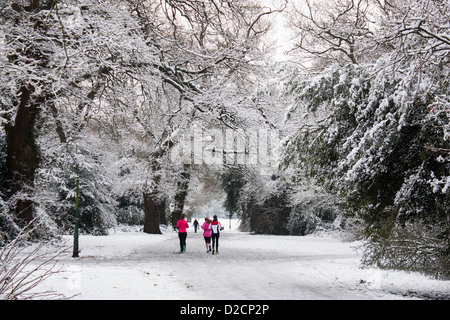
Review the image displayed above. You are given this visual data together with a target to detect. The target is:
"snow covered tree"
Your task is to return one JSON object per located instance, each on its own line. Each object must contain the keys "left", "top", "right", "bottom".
{"left": 232, "top": 168, "right": 289, "bottom": 234}
{"left": 287, "top": 0, "right": 377, "bottom": 67}
{"left": 221, "top": 166, "right": 246, "bottom": 221}
{"left": 281, "top": 0, "right": 449, "bottom": 277}
{"left": 1, "top": 1, "right": 55, "bottom": 227}
{"left": 282, "top": 48, "right": 449, "bottom": 278}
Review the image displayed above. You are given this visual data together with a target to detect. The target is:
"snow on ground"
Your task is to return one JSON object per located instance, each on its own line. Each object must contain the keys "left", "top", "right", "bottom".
{"left": 29, "top": 220, "right": 450, "bottom": 300}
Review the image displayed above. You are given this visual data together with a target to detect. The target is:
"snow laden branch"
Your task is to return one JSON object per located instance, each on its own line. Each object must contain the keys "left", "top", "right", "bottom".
{"left": 287, "top": 0, "right": 376, "bottom": 66}
{"left": 0, "top": 216, "right": 70, "bottom": 300}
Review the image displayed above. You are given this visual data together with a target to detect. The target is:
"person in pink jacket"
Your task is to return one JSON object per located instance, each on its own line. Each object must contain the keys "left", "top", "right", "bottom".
{"left": 201, "top": 217, "right": 212, "bottom": 253}
{"left": 176, "top": 214, "right": 189, "bottom": 252}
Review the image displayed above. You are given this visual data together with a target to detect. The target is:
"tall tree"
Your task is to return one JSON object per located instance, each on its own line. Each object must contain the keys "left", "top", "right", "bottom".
{"left": 281, "top": 0, "right": 449, "bottom": 277}
{"left": 2, "top": 1, "right": 58, "bottom": 224}
{"left": 221, "top": 166, "right": 245, "bottom": 221}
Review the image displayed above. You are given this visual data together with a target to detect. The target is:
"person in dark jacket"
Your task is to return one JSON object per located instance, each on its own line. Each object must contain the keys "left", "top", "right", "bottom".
{"left": 193, "top": 219, "right": 199, "bottom": 233}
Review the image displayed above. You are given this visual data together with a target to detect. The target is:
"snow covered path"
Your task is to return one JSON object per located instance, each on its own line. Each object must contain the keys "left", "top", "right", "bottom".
{"left": 32, "top": 221, "right": 450, "bottom": 300}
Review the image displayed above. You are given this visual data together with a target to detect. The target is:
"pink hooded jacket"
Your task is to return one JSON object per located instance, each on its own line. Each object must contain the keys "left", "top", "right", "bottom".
{"left": 176, "top": 219, "right": 189, "bottom": 233}
{"left": 201, "top": 222, "right": 211, "bottom": 237}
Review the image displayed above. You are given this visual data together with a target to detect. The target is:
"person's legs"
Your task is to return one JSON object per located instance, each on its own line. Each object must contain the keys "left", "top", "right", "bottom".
{"left": 211, "top": 233, "right": 216, "bottom": 250}
{"left": 183, "top": 233, "right": 187, "bottom": 251}
{"left": 179, "top": 232, "right": 187, "bottom": 252}
{"left": 212, "top": 233, "right": 219, "bottom": 252}
{"left": 215, "top": 233, "right": 220, "bottom": 253}
{"left": 204, "top": 236, "right": 211, "bottom": 252}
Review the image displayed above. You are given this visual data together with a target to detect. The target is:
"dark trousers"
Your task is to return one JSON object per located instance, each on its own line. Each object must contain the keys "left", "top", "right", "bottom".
{"left": 178, "top": 232, "right": 187, "bottom": 252}
{"left": 211, "top": 232, "right": 219, "bottom": 251}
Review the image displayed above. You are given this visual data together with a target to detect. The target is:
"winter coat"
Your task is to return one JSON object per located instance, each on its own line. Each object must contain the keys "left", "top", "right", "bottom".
{"left": 201, "top": 222, "right": 211, "bottom": 237}
{"left": 176, "top": 219, "right": 189, "bottom": 233}
{"left": 210, "top": 220, "right": 221, "bottom": 234}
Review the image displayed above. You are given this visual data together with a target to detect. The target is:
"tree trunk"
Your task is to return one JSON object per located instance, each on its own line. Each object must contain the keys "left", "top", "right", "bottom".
{"left": 144, "top": 139, "right": 190, "bottom": 232}
{"left": 170, "top": 165, "right": 190, "bottom": 227}
{"left": 158, "top": 199, "right": 167, "bottom": 225}
{"left": 5, "top": 0, "right": 47, "bottom": 224}
{"left": 6, "top": 86, "right": 40, "bottom": 224}
{"left": 143, "top": 192, "right": 161, "bottom": 234}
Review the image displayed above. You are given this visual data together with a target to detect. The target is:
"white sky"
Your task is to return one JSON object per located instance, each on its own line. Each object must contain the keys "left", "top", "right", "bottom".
{"left": 260, "top": 0, "right": 299, "bottom": 62}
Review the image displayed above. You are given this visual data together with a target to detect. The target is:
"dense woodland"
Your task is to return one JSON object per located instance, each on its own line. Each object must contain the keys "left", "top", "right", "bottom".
{"left": 0, "top": 0, "right": 448, "bottom": 279}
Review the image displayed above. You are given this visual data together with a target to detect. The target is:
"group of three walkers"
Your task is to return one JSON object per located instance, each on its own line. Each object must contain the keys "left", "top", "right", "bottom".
{"left": 176, "top": 214, "right": 222, "bottom": 254}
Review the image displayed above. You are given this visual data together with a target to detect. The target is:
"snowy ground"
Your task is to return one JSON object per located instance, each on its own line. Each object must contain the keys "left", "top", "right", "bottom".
{"left": 29, "top": 220, "right": 450, "bottom": 300}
